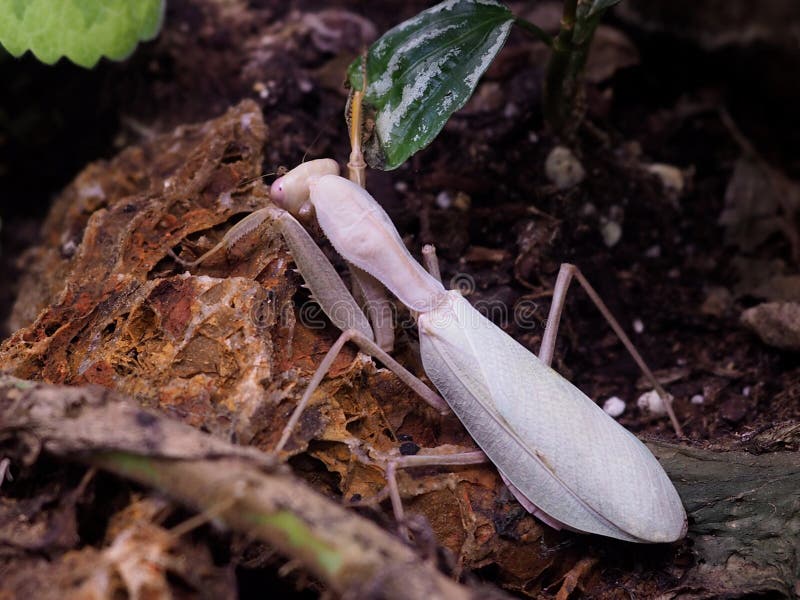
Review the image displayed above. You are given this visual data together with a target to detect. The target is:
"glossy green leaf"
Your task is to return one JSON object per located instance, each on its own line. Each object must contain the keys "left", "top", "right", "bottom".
{"left": 348, "top": 0, "right": 514, "bottom": 170}
{"left": 0, "top": 0, "right": 164, "bottom": 68}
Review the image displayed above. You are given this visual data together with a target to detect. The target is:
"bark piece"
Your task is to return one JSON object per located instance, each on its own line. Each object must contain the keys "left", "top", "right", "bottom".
{"left": 650, "top": 441, "right": 800, "bottom": 598}
{"left": 0, "top": 101, "right": 301, "bottom": 445}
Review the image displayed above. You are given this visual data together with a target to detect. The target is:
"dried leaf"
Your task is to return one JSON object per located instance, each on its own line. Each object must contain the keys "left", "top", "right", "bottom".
{"left": 719, "top": 157, "right": 800, "bottom": 254}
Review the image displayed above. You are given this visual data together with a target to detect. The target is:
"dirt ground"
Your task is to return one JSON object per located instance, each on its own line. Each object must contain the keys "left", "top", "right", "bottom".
{"left": 1, "top": 1, "right": 798, "bottom": 598}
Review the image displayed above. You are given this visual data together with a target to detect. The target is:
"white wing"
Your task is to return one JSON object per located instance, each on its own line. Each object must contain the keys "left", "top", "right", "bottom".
{"left": 419, "top": 291, "right": 687, "bottom": 543}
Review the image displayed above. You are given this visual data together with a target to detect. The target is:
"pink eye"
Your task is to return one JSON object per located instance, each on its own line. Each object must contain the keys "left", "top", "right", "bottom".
{"left": 270, "top": 178, "right": 287, "bottom": 207}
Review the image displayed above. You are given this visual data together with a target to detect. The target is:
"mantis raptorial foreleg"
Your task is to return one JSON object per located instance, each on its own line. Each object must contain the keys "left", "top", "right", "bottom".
{"left": 349, "top": 265, "right": 396, "bottom": 352}
{"left": 269, "top": 80, "right": 447, "bottom": 450}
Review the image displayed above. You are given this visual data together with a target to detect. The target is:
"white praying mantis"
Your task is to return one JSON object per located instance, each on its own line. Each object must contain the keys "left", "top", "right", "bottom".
{"left": 262, "top": 158, "right": 687, "bottom": 544}
{"left": 171, "top": 86, "right": 687, "bottom": 543}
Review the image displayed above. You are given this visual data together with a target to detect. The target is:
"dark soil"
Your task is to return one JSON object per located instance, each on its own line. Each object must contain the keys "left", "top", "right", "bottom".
{"left": 1, "top": 0, "right": 798, "bottom": 598}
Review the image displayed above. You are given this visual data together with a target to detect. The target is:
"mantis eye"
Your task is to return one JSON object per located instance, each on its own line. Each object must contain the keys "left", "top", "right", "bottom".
{"left": 270, "top": 178, "right": 288, "bottom": 207}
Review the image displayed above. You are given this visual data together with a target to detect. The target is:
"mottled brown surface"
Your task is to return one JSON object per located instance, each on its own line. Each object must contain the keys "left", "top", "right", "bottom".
{"left": 1, "top": 101, "right": 301, "bottom": 444}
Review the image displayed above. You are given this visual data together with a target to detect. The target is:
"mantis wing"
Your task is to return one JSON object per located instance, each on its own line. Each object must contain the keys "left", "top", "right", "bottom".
{"left": 419, "top": 291, "right": 687, "bottom": 543}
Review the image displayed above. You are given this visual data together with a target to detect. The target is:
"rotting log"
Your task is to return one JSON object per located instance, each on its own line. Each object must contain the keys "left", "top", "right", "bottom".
{"left": 648, "top": 440, "right": 800, "bottom": 599}
{"left": 0, "top": 375, "right": 510, "bottom": 600}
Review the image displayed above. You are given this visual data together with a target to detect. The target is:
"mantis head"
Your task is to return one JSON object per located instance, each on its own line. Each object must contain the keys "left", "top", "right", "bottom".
{"left": 270, "top": 158, "right": 340, "bottom": 216}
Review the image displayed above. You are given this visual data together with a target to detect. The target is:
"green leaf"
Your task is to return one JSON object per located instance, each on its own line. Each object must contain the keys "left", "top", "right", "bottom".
{"left": 585, "top": 0, "right": 622, "bottom": 19}
{"left": 574, "top": 0, "right": 619, "bottom": 46}
{"left": 0, "top": 0, "right": 165, "bottom": 68}
{"left": 348, "top": 0, "right": 514, "bottom": 170}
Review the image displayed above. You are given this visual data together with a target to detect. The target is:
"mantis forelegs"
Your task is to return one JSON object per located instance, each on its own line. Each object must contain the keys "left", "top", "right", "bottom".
{"left": 349, "top": 266, "right": 396, "bottom": 352}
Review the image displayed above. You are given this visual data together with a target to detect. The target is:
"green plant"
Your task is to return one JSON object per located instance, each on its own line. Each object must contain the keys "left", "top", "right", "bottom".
{"left": 0, "top": 0, "right": 164, "bottom": 68}
{"left": 347, "top": 0, "right": 620, "bottom": 170}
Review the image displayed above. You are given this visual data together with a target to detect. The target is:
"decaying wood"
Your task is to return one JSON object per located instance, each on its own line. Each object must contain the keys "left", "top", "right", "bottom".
{"left": 0, "top": 375, "right": 508, "bottom": 600}
{"left": 649, "top": 440, "right": 800, "bottom": 599}
{"left": 2, "top": 375, "right": 797, "bottom": 598}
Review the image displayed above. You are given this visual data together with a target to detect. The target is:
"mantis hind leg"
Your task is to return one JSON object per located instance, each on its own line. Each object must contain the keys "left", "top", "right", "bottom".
{"left": 376, "top": 450, "right": 486, "bottom": 539}
{"left": 376, "top": 450, "right": 580, "bottom": 539}
{"left": 384, "top": 451, "right": 577, "bottom": 539}
{"left": 539, "top": 263, "right": 683, "bottom": 437}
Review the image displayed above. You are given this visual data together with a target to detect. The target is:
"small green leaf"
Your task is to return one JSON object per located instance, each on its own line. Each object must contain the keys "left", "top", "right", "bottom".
{"left": 348, "top": 0, "right": 514, "bottom": 170}
{"left": 573, "top": 0, "right": 619, "bottom": 46}
{"left": 0, "top": 0, "right": 165, "bottom": 68}
{"left": 585, "top": 0, "right": 622, "bottom": 19}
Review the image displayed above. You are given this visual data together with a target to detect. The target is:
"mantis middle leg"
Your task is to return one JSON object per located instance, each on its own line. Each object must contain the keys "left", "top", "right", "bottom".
{"left": 274, "top": 328, "right": 449, "bottom": 453}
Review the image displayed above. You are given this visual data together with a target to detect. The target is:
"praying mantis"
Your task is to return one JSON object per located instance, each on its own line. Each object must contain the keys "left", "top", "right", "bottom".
{"left": 262, "top": 161, "right": 687, "bottom": 544}
{"left": 170, "top": 85, "right": 687, "bottom": 544}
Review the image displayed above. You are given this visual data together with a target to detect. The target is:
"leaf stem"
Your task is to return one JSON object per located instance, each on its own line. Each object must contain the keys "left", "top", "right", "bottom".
{"left": 514, "top": 18, "right": 553, "bottom": 46}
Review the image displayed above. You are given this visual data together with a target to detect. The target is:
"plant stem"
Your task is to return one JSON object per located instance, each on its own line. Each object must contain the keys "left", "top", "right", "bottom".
{"left": 543, "top": 0, "right": 605, "bottom": 137}
{"left": 544, "top": 0, "right": 579, "bottom": 136}
{"left": 514, "top": 17, "right": 553, "bottom": 46}
{"left": 561, "top": 0, "right": 578, "bottom": 30}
